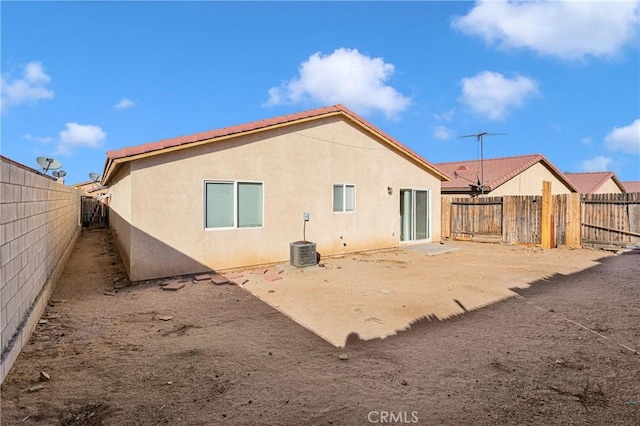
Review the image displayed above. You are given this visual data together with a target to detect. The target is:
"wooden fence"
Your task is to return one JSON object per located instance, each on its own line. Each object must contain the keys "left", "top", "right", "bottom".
{"left": 447, "top": 197, "right": 503, "bottom": 242}
{"left": 503, "top": 195, "right": 542, "bottom": 244}
{"left": 442, "top": 191, "right": 640, "bottom": 249}
{"left": 581, "top": 192, "right": 640, "bottom": 248}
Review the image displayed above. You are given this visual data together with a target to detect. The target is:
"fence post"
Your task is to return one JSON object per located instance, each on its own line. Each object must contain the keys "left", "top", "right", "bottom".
{"left": 502, "top": 196, "right": 514, "bottom": 243}
{"left": 441, "top": 197, "right": 451, "bottom": 239}
{"left": 541, "top": 181, "right": 555, "bottom": 248}
{"left": 564, "top": 193, "right": 582, "bottom": 248}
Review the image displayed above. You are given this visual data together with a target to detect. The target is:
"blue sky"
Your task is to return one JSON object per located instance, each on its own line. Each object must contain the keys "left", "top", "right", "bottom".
{"left": 2, "top": 1, "right": 639, "bottom": 185}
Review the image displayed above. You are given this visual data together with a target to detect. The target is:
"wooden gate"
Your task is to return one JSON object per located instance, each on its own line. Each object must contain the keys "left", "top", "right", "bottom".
{"left": 81, "top": 196, "right": 108, "bottom": 228}
{"left": 502, "top": 196, "right": 542, "bottom": 244}
{"left": 581, "top": 193, "right": 640, "bottom": 248}
{"left": 449, "top": 197, "right": 503, "bottom": 242}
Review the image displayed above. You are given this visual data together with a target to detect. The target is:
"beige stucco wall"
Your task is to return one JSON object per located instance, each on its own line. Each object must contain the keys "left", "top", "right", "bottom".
{"left": 593, "top": 178, "right": 623, "bottom": 194}
{"left": 111, "top": 116, "right": 442, "bottom": 281}
{"left": 486, "top": 162, "right": 573, "bottom": 196}
{"left": 0, "top": 158, "right": 81, "bottom": 383}
{"left": 107, "top": 163, "right": 132, "bottom": 277}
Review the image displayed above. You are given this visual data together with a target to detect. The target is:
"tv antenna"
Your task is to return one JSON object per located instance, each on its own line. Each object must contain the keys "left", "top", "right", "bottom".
{"left": 52, "top": 170, "right": 66, "bottom": 180}
{"left": 36, "top": 156, "right": 62, "bottom": 174}
{"left": 457, "top": 132, "right": 507, "bottom": 195}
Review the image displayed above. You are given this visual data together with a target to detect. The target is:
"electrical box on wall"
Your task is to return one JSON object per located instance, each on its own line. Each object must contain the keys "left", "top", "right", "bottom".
{"left": 303, "top": 212, "right": 310, "bottom": 221}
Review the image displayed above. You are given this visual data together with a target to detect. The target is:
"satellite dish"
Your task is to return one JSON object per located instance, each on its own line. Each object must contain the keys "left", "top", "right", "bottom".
{"left": 88, "top": 172, "right": 105, "bottom": 190}
{"left": 52, "top": 170, "right": 67, "bottom": 178}
{"left": 36, "top": 156, "right": 62, "bottom": 173}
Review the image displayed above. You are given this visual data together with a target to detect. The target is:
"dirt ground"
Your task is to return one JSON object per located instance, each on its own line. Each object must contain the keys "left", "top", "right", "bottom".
{"left": 243, "top": 240, "right": 612, "bottom": 347}
{"left": 1, "top": 228, "right": 639, "bottom": 425}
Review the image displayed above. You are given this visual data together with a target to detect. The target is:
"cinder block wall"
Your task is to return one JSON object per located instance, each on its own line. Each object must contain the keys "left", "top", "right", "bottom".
{"left": 0, "top": 156, "right": 81, "bottom": 383}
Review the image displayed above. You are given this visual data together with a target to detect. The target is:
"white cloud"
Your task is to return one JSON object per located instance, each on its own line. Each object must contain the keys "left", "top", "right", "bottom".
{"left": 452, "top": 0, "right": 640, "bottom": 61}
{"left": 57, "top": 123, "right": 106, "bottom": 155}
{"left": 459, "top": 71, "right": 538, "bottom": 120}
{"left": 434, "top": 109, "right": 455, "bottom": 122}
{"left": 23, "top": 133, "right": 54, "bottom": 144}
{"left": 115, "top": 98, "right": 135, "bottom": 109}
{"left": 433, "top": 125, "right": 456, "bottom": 140}
{"left": 581, "top": 137, "right": 592, "bottom": 146}
{"left": 1, "top": 61, "right": 54, "bottom": 113}
{"left": 266, "top": 48, "right": 411, "bottom": 119}
{"left": 580, "top": 156, "right": 613, "bottom": 172}
{"left": 604, "top": 118, "right": 640, "bottom": 154}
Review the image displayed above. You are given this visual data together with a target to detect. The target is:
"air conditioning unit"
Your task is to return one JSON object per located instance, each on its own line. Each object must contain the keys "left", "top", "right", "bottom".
{"left": 290, "top": 241, "right": 317, "bottom": 267}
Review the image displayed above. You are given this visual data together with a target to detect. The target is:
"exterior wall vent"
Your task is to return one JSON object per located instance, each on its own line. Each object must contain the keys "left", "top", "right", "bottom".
{"left": 289, "top": 241, "right": 317, "bottom": 267}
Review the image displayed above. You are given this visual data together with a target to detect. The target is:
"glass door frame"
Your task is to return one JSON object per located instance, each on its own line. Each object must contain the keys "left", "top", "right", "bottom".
{"left": 399, "top": 188, "right": 431, "bottom": 242}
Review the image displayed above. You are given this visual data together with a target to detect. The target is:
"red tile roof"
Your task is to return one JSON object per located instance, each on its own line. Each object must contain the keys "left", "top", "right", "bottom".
{"left": 564, "top": 172, "right": 626, "bottom": 194}
{"left": 436, "top": 154, "right": 576, "bottom": 192}
{"left": 622, "top": 181, "right": 640, "bottom": 193}
{"left": 102, "top": 104, "right": 448, "bottom": 184}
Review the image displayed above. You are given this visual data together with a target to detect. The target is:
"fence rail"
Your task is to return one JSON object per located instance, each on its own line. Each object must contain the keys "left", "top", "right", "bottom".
{"left": 581, "top": 193, "right": 640, "bottom": 249}
{"left": 450, "top": 197, "right": 503, "bottom": 239}
{"left": 442, "top": 189, "right": 640, "bottom": 249}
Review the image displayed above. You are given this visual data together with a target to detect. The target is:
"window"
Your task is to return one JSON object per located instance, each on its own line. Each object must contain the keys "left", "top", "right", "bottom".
{"left": 333, "top": 184, "right": 355, "bottom": 213}
{"left": 205, "top": 181, "right": 263, "bottom": 229}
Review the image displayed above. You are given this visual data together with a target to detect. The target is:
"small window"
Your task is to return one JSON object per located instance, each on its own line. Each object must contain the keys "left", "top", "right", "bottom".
{"left": 333, "top": 184, "right": 355, "bottom": 213}
{"left": 205, "top": 181, "right": 263, "bottom": 229}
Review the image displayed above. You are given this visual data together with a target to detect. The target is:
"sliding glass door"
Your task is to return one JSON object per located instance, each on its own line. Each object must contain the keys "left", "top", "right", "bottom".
{"left": 400, "top": 189, "right": 430, "bottom": 242}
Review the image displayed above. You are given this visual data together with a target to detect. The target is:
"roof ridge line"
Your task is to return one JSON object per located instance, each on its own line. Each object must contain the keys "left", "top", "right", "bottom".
{"left": 435, "top": 153, "right": 542, "bottom": 165}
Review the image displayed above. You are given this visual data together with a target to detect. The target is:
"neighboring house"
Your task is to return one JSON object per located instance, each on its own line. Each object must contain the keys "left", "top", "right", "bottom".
{"left": 101, "top": 104, "right": 449, "bottom": 281}
{"left": 436, "top": 154, "right": 577, "bottom": 197}
{"left": 72, "top": 180, "right": 96, "bottom": 193}
{"left": 564, "top": 172, "right": 626, "bottom": 194}
{"left": 72, "top": 180, "right": 109, "bottom": 197}
{"left": 622, "top": 181, "right": 640, "bottom": 193}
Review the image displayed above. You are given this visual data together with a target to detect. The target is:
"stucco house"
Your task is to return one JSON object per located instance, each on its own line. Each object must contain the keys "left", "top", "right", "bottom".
{"left": 72, "top": 180, "right": 97, "bottom": 193}
{"left": 71, "top": 180, "right": 109, "bottom": 197}
{"left": 101, "top": 104, "right": 449, "bottom": 281}
{"left": 436, "top": 154, "right": 577, "bottom": 197}
{"left": 563, "top": 172, "right": 626, "bottom": 194}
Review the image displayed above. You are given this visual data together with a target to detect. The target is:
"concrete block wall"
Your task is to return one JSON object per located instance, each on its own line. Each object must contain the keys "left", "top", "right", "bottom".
{"left": 0, "top": 156, "right": 81, "bottom": 383}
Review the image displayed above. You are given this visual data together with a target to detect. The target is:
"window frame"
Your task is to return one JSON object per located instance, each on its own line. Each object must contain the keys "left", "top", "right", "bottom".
{"left": 204, "top": 180, "right": 264, "bottom": 230}
{"left": 333, "top": 183, "right": 356, "bottom": 213}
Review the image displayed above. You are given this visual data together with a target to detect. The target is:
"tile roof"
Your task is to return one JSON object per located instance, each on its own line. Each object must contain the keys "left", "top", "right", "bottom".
{"left": 102, "top": 104, "right": 448, "bottom": 184}
{"left": 71, "top": 179, "right": 95, "bottom": 187}
{"left": 564, "top": 172, "right": 626, "bottom": 194}
{"left": 436, "top": 154, "right": 576, "bottom": 192}
{"left": 622, "top": 181, "right": 640, "bottom": 193}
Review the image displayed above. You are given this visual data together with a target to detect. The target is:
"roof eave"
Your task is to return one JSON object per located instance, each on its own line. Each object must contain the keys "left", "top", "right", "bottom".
{"left": 102, "top": 113, "right": 338, "bottom": 185}
{"left": 337, "top": 112, "right": 450, "bottom": 182}
{"left": 609, "top": 174, "right": 627, "bottom": 193}
{"left": 101, "top": 157, "right": 118, "bottom": 186}
{"left": 102, "top": 107, "right": 450, "bottom": 184}
{"left": 442, "top": 186, "right": 489, "bottom": 193}
{"left": 537, "top": 156, "right": 579, "bottom": 193}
